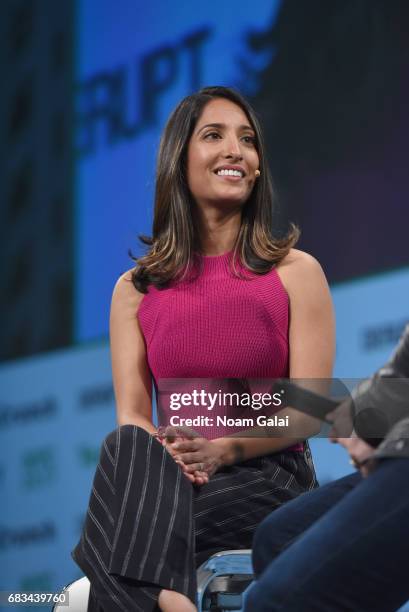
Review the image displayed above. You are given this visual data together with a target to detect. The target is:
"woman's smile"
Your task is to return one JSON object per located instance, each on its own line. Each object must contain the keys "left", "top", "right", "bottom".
{"left": 213, "top": 165, "right": 246, "bottom": 180}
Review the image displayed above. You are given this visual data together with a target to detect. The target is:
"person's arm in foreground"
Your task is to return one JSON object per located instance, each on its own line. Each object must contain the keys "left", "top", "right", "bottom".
{"left": 171, "top": 250, "right": 335, "bottom": 477}
{"left": 328, "top": 323, "right": 409, "bottom": 476}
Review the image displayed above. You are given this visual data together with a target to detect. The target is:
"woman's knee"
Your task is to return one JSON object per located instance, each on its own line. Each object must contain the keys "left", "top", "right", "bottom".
{"left": 104, "top": 424, "right": 173, "bottom": 468}
{"left": 103, "top": 424, "right": 148, "bottom": 459}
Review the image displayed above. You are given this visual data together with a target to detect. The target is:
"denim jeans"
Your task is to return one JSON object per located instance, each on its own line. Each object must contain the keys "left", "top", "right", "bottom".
{"left": 244, "top": 458, "right": 409, "bottom": 611}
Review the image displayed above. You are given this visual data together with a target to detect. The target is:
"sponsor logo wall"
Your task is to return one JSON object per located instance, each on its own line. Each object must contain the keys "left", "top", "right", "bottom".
{"left": 0, "top": 342, "right": 116, "bottom": 606}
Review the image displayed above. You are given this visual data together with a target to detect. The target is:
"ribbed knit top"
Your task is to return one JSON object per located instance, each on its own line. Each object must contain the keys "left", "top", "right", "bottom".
{"left": 137, "top": 251, "right": 302, "bottom": 449}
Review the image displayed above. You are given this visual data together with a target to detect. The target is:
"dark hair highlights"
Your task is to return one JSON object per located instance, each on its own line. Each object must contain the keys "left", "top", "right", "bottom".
{"left": 132, "top": 86, "right": 299, "bottom": 292}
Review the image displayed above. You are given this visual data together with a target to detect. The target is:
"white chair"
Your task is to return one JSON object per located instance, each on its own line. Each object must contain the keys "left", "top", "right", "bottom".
{"left": 53, "top": 576, "right": 90, "bottom": 611}
{"left": 54, "top": 550, "right": 253, "bottom": 612}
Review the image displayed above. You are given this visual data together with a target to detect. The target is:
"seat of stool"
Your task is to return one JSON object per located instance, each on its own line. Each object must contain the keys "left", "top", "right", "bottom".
{"left": 54, "top": 549, "right": 253, "bottom": 612}
{"left": 197, "top": 550, "right": 253, "bottom": 612}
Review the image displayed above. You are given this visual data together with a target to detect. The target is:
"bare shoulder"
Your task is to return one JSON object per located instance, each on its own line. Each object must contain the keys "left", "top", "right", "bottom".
{"left": 276, "top": 248, "right": 323, "bottom": 273}
{"left": 275, "top": 249, "right": 329, "bottom": 295}
{"left": 111, "top": 268, "right": 145, "bottom": 314}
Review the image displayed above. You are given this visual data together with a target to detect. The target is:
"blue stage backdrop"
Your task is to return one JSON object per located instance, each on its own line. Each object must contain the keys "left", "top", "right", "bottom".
{"left": 75, "top": 0, "right": 281, "bottom": 341}
{"left": 74, "top": 0, "right": 409, "bottom": 343}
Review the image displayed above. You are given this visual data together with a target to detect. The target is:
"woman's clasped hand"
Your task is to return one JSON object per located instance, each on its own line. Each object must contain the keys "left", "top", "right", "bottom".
{"left": 156, "top": 425, "right": 227, "bottom": 485}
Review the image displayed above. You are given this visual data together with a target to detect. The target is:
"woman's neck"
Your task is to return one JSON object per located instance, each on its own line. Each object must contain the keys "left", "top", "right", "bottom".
{"left": 199, "top": 237, "right": 236, "bottom": 256}
{"left": 194, "top": 206, "right": 241, "bottom": 256}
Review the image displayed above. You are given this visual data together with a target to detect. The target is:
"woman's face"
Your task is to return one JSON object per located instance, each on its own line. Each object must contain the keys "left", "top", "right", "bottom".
{"left": 186, "top": 98, "right": 260, "bottom": 210}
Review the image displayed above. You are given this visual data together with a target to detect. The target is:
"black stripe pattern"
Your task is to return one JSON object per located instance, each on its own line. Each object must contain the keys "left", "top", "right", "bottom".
{"left": 72, "top": 426, "right": 317, "bottom": 610}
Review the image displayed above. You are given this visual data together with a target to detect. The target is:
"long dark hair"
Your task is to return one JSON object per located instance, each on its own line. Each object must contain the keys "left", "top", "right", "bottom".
{"left": 132, "top": 86, "right": 299, "bottom": 292}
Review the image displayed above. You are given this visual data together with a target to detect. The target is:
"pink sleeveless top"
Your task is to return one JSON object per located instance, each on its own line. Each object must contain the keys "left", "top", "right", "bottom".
{"left": 137, "top": 251, "right": 303, "bottom": 450}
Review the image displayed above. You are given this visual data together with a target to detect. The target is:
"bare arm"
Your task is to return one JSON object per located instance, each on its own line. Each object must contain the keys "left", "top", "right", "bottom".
{"left": 110, "top": 270, "right": 156, "bottom": 434}
{"left": 212, "top": 249, "right": 336, "bottom": 464}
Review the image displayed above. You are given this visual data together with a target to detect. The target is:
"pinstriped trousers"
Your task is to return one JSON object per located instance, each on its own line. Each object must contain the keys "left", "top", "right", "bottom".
{"left": 72, "top": 425, "right": 318, "bottom": 611}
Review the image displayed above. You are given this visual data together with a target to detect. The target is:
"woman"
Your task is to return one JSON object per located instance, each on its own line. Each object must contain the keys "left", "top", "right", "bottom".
{"left": 72, "top": 86, "right": 335, "bottom": 612}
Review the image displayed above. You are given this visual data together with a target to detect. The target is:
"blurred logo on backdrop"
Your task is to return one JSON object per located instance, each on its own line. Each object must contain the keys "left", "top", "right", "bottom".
{"left": 76, "top": 444, "right": 100, "bottom": 469}
{"left": 21, "top": 446, "right": 57, "bottom": 489}
{"left": 361, "top": 318, "right": 408, "bottom": 352}
{"left": 0, "top": 521, "right": 56, "bottom": 551}
{"left": 78, "top": 384, "right": 115, "bottom": 411}
{"left": 20, "top": 571, "right": 54, "bottom": 591}
{"left": 0, "top": 397, "right": 58, "bottom": 430}
{"left": 76, "top": 28, "right": 211, "bottom": 156}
